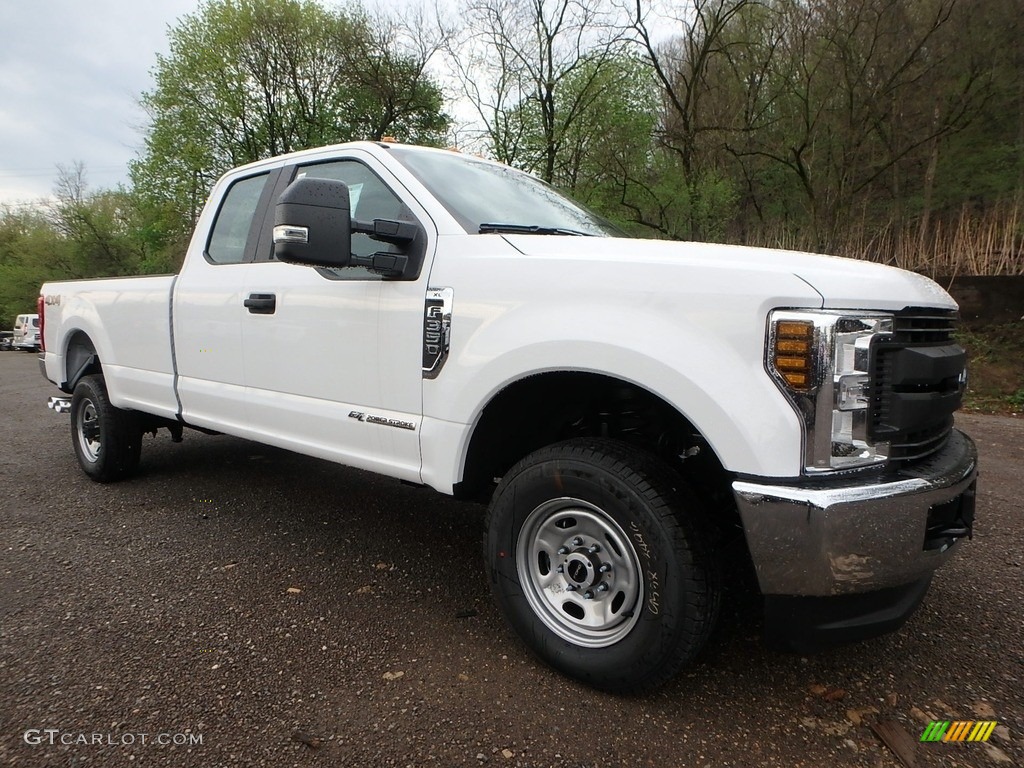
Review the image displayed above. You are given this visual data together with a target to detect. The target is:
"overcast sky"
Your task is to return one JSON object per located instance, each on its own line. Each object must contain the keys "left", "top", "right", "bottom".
{"left": 0, "top": 0, "right": 201, "bottom": 206}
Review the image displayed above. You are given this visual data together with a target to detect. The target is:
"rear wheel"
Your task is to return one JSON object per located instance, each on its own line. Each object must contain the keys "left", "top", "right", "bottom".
{"left": 70, "top": 375, "right": 142, "bottom": 482}
{"left": 485, "top": 438, "right": 720, "bottom": 692}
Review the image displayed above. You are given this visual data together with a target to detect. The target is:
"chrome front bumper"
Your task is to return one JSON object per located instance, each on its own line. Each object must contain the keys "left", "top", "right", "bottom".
{"left": 733, "top": 430, "right": 977, "bottom": 597}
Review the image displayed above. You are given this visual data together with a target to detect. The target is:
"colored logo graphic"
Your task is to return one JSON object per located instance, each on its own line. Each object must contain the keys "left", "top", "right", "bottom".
{"left": 920, "top": 720, "right": 997, "bottom": 743}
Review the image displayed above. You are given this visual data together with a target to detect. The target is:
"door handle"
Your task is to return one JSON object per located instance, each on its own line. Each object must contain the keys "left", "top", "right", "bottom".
{"left": 244, "top": 293, "right": 276, "bottom": 314}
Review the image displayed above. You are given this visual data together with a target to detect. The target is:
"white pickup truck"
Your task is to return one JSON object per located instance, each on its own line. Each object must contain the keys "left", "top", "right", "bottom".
{"left": 39, "top": 141, "right": 977, "bottom": 692}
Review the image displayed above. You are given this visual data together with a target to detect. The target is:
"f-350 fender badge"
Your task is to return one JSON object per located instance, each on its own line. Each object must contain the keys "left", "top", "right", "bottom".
{"left": 423, "top": 287, "right": 453, "bottom": 379}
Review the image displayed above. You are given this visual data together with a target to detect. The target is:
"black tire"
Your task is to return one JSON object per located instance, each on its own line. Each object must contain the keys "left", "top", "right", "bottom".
{"left": 485, "top": 438, "right": 720, "bottom": 693}
{"left": 70, "top": 374, "right": 142, "bottom": 482}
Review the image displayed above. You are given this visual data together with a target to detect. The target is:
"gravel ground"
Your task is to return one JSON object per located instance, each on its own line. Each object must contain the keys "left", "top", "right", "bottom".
{"left": 1, "top": 351, "right": 1021, "bottom": 767}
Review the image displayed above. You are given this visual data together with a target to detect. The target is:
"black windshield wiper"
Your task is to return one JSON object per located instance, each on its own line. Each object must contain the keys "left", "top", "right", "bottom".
{"left": 478, "top": 223, "right": 593, "bottom": 236}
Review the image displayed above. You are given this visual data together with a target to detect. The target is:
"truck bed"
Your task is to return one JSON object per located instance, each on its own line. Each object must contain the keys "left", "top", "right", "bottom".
{"left": 41, "top": 274, "right": 179, "bottom": 419}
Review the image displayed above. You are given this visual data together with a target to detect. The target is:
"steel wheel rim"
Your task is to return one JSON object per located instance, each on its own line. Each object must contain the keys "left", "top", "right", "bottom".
{"left": 516, "top": 497, "right": 643, "bottom": 648}
{"left": 76, "top": 398, "right": 101, "bottom": 463}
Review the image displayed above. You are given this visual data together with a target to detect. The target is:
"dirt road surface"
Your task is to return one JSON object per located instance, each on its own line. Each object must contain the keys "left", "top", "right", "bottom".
{"left": 1, "top": 351, "right": 1020, "bottom": 767}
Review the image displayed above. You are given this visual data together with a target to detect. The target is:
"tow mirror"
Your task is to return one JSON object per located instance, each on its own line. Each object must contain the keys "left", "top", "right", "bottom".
{"left": 273, "top": 177, "right": 352, "bottom": 268}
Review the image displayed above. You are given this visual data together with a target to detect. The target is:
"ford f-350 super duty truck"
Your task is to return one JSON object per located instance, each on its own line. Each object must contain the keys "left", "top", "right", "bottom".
{"left": 38, "top": 141, "right": 977, "bottom": 692}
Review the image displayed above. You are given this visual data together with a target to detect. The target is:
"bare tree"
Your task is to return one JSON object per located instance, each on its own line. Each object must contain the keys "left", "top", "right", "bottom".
{"left": 448, "top": 0, "right": 626, "bottom": 182}
{"left": 721, "top": 0, "right": 989, "bottom": 248}
{"left": 627, "top": 0, "right": 757, "bottom": 239}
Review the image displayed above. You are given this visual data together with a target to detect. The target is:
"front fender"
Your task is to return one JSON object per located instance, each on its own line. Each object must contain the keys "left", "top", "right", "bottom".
{"left": 422, "top": 271, "right": 820, "bottom": 483}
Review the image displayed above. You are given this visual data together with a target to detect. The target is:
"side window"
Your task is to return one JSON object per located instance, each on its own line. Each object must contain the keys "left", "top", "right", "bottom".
{"left": 293, "top": 160, "right": 416, "bottom": 279}
{"left": 206, "top": 173, "right": 269, "bottom": 264}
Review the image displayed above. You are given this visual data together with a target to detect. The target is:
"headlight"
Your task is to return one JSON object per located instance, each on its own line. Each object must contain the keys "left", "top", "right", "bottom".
{"left": 768, "top": 310, "right": 893, "bottom": 472}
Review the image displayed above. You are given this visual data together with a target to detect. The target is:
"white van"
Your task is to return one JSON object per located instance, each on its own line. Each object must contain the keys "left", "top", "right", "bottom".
{"left": 13, "top": 313, "right": 40, "bottom": 351}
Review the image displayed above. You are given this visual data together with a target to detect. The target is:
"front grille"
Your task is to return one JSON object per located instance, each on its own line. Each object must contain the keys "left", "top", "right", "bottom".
{"left": 870, "top": 309, "right": 964, "bottom": 463}
{"left": 890, "top": 312, "right": 957, "bottom": 344}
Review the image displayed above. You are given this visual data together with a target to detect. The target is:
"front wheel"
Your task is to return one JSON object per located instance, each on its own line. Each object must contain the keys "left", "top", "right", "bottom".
{"left": 70, "top": 375, "right": 142, "bottom": 482}
{"left": 485, "top": 438, "right": 720, "bottom": 693}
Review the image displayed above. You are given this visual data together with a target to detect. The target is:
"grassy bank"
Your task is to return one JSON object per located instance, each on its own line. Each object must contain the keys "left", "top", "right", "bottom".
{"left": 958, "top": 321, "right": 1024, "bottom": 414}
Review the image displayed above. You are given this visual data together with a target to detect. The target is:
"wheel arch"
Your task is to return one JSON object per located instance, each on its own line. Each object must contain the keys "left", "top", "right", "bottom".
{"left": 62, "top": 330, "right": 102, "bottom": 391}
{"left": 454, "top": 371, "right": 736, "bottom": 520}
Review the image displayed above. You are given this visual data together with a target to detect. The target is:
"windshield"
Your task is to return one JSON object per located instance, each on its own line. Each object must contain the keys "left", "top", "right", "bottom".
{"left": 390, "top": 147, "right": 622, "bottom": 237}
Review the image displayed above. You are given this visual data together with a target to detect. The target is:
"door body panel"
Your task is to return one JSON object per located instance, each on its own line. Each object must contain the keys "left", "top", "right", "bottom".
{"left": 240, "top": 150, "right": 436, "bottom": 480}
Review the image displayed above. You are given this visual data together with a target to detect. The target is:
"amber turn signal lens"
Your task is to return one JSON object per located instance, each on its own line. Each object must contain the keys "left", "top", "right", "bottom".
{"left": 776, "top": 321, "right": 813, "bottom": 338}
{"left": 781, "top": 372, "right": 808, "bottom": 388}
{"left": 776, "top": 339, "right": 810, "bottom": 354}
{"left": 772, "top": 320, "right": 815, "bottom": 391}
{"left": 774, "top": 355, "right": 808, "bottom": 370}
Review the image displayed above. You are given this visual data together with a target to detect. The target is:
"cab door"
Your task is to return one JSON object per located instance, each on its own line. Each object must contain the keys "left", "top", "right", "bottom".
{"left": 240, "top": 150, "right": 435, "bottom": 481}
{"left": 173, "top": 168, "right": 280, "bottom": 432}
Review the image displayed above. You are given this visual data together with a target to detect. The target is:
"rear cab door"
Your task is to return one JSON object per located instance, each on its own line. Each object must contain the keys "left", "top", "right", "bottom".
{"left": 172, "top": 166, "right": 282, "bottom": 432}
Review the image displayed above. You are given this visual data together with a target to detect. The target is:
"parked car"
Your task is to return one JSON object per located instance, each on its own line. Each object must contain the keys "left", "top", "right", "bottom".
{"left": 13, "top": 313, "right": 40, "bottom": 351}
{"left": 0, "top": 331, "right": 13, "bottom": 351}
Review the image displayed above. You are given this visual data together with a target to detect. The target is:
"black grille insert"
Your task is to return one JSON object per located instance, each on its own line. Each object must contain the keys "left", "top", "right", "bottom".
{"left": 890, "top": 312, "right": 957, "bottom": 344}
{"left": 870, "top": 309, "right": 964, "bottom": 462}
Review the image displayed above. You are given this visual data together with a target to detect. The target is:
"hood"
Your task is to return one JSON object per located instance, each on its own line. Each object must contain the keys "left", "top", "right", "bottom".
{"left": 502, "top": 236, "right": 957, "bottom": 312}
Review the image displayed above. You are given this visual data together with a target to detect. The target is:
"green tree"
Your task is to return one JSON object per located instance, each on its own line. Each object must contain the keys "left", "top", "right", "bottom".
{"left": 0, "top": 163, "right": 182, "bottom": 327}
{"left": 545, "top": 53, "right": 736, "bottom": 240}
{"left": 549, "top": 54, "right": 658, "bottom": 200}
{"left": 131, "top": 0, "right": 450, "bottom": 250}
{"left": 928, "top": 0, "right": 1024, "bottom": 210}
{"left": 52, "top": 164, "right": 145, "bottom": 278}
{"left": 0, "top": 205, "right": 64, "bottom": 328}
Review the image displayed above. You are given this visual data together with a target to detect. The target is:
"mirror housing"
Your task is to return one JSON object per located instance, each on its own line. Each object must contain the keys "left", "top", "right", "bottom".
{"left": 273, "top": 177, "right": 352, "bottom": 268}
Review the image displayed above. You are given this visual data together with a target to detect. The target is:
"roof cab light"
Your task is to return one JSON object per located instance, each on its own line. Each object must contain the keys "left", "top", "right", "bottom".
{"left": 768, "top": 311, "right": 894, "bottom": 473}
